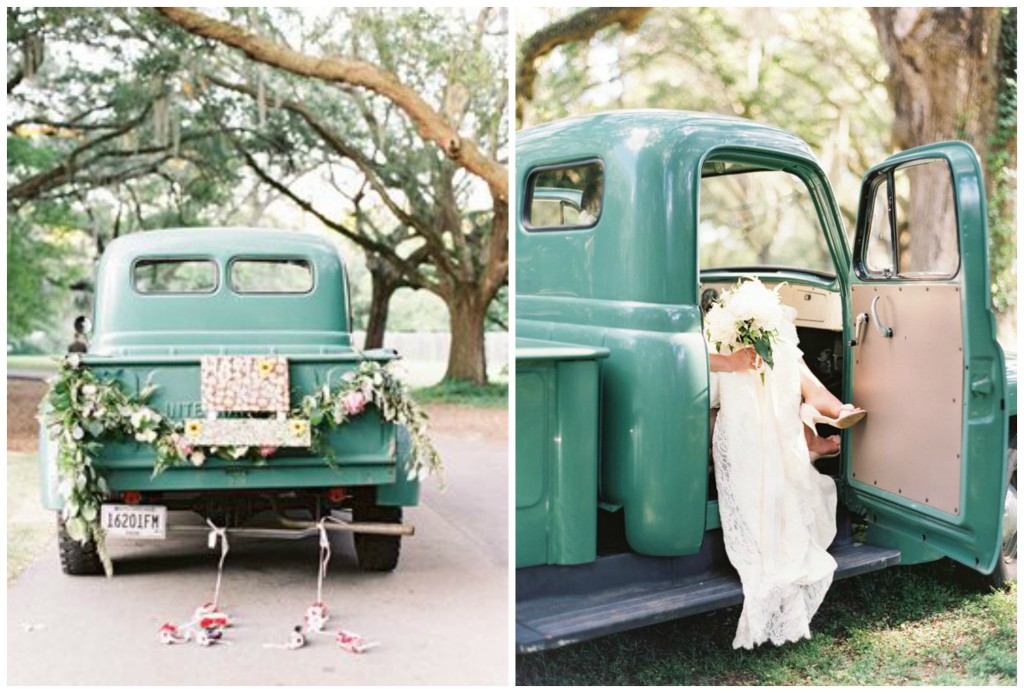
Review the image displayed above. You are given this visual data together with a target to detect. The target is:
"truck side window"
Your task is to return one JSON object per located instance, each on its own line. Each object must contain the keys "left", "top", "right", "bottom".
{"left": 863, "top": 159, "right": 959, "bottom": 279}
{"left": 699, "top": 167, "right": 832, "bottom": 273}
{"left": 525, "top": 161, "right": 603, "bottom": 230}
{"left": 134, "top": 259, "right": 217, "bottom": 294}
{"left": 230, "top": 258, "right": 314, "bottom": 294}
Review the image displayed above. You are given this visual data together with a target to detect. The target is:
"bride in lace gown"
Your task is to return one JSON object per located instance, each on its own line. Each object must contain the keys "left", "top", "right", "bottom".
{"left": 708, "top": 310, "right": 861, "bottom": 649}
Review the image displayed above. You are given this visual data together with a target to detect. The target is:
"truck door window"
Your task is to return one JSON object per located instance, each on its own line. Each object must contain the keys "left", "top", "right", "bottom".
{"left": 865, "top": 181, "right": 895, "bottom": 275}
{"left": 860, "top": 159, "right": 959, "bottom": 279}
{"left": 230, "top": 258, "right": 314, "bottom": 294}
{"left": 699, "top": 168, "right": 832, "bottom": 273}
{"left": 133, "top": 259, "right": 217, "bottom": 294}
{"left": 524, "top": 161, "right": 603, "bottom": 230}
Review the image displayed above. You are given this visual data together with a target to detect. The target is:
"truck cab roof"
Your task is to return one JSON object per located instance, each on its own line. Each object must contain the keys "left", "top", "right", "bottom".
{"left": 90, "top": 227, "right": 354, "bottom": 356}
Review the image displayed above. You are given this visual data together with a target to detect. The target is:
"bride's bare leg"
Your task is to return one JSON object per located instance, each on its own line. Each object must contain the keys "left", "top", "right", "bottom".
{"left": 798, "top": 358, "right": 858, "bottom": 419}
{"left": 804, "top": 425, "right": 840, "bottom": 457}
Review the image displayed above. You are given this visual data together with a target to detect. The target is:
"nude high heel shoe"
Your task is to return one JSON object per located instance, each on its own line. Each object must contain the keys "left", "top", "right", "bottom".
{"left": 800, "top": 402, "right": 866, "bottom": 431}
{"left": 800, "top": 405, "right": 843, "bottom": 463}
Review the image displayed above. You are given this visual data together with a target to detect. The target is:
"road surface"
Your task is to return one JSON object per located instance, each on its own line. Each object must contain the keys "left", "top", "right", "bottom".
{"left": 6, "top": 435, "right": 509, "bottom": 685}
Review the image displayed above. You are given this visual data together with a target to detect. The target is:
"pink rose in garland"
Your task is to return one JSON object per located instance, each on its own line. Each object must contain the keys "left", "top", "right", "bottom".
{"left": 341, "top": 391, "right": 367, "bottom": 417}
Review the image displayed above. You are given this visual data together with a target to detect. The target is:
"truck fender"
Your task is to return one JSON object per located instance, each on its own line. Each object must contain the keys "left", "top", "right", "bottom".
{"left": 375, "top": 425, "right": 421, "bottom": 508}
{"left": 38, "top": 410, "right": 63, "bottom": 511}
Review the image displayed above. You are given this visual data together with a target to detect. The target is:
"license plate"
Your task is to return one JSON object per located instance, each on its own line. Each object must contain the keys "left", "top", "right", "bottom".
{"left": 101, "top": 504, "right": 167, "bottom": 539}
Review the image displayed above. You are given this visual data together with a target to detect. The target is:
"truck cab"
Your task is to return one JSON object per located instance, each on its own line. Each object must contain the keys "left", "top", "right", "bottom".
{"left": 515, "top": 111, "right": 1016, "bottom": 652}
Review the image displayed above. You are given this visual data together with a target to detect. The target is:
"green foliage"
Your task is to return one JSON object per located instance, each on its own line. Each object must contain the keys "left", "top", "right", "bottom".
{"left": 6, "top": 206, "right": 88, "bottom": 341}
{"left": 987, "top": 8, "right": 1017, "bottom": 320}
{"left": 6, "top": 7, "right": 243, "bottom": 344}
{"left": 516, "top": 562, "right": 1017, "bottom": 685}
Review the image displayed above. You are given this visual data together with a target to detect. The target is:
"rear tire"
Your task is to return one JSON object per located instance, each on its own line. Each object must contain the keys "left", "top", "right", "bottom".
{"left": 56, "top": 513, "right": 103, "bottom": 576}
{"left": 985, "top": 430, "right": 1017, "bottom": 588}
{"left": 353, "top": 505, "right": 402, "bottom": 572}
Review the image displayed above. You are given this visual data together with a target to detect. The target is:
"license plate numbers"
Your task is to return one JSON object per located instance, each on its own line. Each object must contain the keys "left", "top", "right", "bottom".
{"left": 101, "top": 505, "right": 167, "bottom": 539}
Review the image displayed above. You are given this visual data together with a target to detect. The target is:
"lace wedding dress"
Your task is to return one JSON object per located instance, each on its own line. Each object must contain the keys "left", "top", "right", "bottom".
{"left": 710, "top": 317, "right": 838, "bottom": 649}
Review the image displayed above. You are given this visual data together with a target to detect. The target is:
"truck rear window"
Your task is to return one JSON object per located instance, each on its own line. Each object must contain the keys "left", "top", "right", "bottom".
{"left": 230, "top": 259, "right": 314, "bottom": 294}
{"left": 134, "top": 259, "right": 218, "bottom": 294}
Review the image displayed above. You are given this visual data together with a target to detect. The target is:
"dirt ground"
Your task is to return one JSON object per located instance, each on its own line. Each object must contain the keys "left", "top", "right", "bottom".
{"left": 7, "top": 379, "right": 47, "bottom": 452}
{"left": 6, "top": 378, "right": 506, "bottom": 453}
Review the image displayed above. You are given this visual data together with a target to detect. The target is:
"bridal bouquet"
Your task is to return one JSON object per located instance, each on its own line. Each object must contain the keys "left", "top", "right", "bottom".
{"left": 704, "top": 278, "right": 789, "bottom": 379}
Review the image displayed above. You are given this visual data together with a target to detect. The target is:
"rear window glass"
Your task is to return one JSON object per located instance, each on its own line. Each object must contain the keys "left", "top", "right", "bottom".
{"left": 134, "top": 259, "right": 217, "bottom": 294}
{"left": 525, "top": 161, "right": 603, "bottom": 230}
{"left": 230, "top": 259, "right": 314, "bottom": 294}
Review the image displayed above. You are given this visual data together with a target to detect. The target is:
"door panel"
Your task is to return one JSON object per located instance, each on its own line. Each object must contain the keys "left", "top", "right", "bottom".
{"left": 847, "top": 141, "right": 1006, "bottom": 573}
{"left": 850, "top": 283, "right": 963, "bottom": 514}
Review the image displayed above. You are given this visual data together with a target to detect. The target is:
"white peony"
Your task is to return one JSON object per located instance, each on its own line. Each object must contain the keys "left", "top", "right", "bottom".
{"left": 190, "top": 451, "right": 206, "bottom": 467}
{"left": 704, "top": 302, "right": 739, "bottom": 352}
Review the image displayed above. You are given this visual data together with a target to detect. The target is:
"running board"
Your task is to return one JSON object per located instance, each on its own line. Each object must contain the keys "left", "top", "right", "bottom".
{"left": 516, "top": 541, "right": 901, "bottom": 654}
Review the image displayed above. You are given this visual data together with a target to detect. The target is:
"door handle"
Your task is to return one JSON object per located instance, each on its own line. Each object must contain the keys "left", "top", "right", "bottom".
{"left": 870, "top": 296, "right": 893, "bottom": 338}
{"left": 849, "top": 312, "right": 869, "bottom": 347}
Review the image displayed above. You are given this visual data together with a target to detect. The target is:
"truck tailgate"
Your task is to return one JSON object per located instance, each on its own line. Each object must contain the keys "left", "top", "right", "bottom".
{"left": 83, "top": 354, "right": 397, "bottom": 491}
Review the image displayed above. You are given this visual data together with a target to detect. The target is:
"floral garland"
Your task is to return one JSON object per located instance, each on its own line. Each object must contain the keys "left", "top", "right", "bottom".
{"left": 42, "top": 354, "right": 444, "bottom": 576}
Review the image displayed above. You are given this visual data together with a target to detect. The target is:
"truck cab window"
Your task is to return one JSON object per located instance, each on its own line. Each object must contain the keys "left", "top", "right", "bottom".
{"left": 525, "top": 161, "right": 603, "bottom": 230}
{"left": 861, "top": 158, "right": 959, "bottom": 279}
{"left": 699, "top": 168, "right": 832, "bottom": 274}
{"left": 134, "top": 259, "right": 217, "bottom": 294}
{"left": 230, "top": 258, "right": 314, "bottom": 294}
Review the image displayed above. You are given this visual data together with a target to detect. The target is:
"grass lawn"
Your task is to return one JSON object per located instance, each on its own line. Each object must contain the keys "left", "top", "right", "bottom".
{"left": 7, "top": 355, "right": 60, "bottom": 374}
{"left": 413, "top": 379, "right": 508, "bottom": 408}
{"left": 516, "top": 563, "right": 1017, "bottom": 685}
{"left": 7, "top": 452, "right": 54, "bottom": 582}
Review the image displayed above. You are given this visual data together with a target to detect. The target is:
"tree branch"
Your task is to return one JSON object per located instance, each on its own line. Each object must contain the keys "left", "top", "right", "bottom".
{"left": 517, "top": 7, "right": 652, "bottom": 122}
{"left": 229, "top": 136, "right": 436, "bottom": 292}
{"left": 154, "top": 6, "right": 508, "bottom": 202}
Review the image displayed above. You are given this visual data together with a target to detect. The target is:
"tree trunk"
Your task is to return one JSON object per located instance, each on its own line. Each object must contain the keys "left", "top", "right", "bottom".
{"left": 444, "top": 288, "right": 488, "bottom": 384}
{"left": 869, "top": 8, "right": 1002, "bottom": 272}
{"left": 364, "top": 268, "right": 398, "bottom": 350}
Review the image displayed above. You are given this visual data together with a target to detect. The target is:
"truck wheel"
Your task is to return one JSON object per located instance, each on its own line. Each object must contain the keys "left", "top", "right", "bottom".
{"left": 986, "top": 431, "right": 1017, "bottom": 588}
{"left": 56, "top": 513, "right": 104, "bottom": 576}
{"left": 353, "top": 506, "right": 401, "bottom": 572}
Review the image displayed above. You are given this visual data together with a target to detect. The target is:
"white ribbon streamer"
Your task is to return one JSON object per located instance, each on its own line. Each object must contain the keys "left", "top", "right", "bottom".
{"left": 317, "top": 518, "right": 331, "bottom": 606}
{"left": 206, "top": 519, "right": 229, "bottom": 609}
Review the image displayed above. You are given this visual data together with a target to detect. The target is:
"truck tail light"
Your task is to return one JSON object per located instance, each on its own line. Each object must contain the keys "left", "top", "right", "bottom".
{"left": 123, "top": 491, "right": 142, "bottom": 505}
{"left": 326, "top": 487, "right": 348, "bottom": 504}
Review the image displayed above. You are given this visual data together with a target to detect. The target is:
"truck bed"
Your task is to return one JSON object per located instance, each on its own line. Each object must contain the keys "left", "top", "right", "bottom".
{"left": 515, "top": 528, "right": 900, "bottom": 653}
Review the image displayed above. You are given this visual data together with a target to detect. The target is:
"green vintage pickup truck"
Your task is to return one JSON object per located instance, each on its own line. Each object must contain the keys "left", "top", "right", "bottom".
{"left": 40, "top": 228, "right": 424, "bottom": 575}
{"left": 515, "top": 111, "right": 1017, "bottom": 652}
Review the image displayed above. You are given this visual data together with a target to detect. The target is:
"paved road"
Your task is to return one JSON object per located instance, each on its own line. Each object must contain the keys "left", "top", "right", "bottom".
{"left": 6, "top": 436, "right": 509, "bottom": 685}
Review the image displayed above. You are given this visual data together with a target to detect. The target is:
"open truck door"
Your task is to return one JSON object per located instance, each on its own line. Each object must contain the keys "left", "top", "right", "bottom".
{"left": 846, "top": 141, "right": 1008, "bottom": 575}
